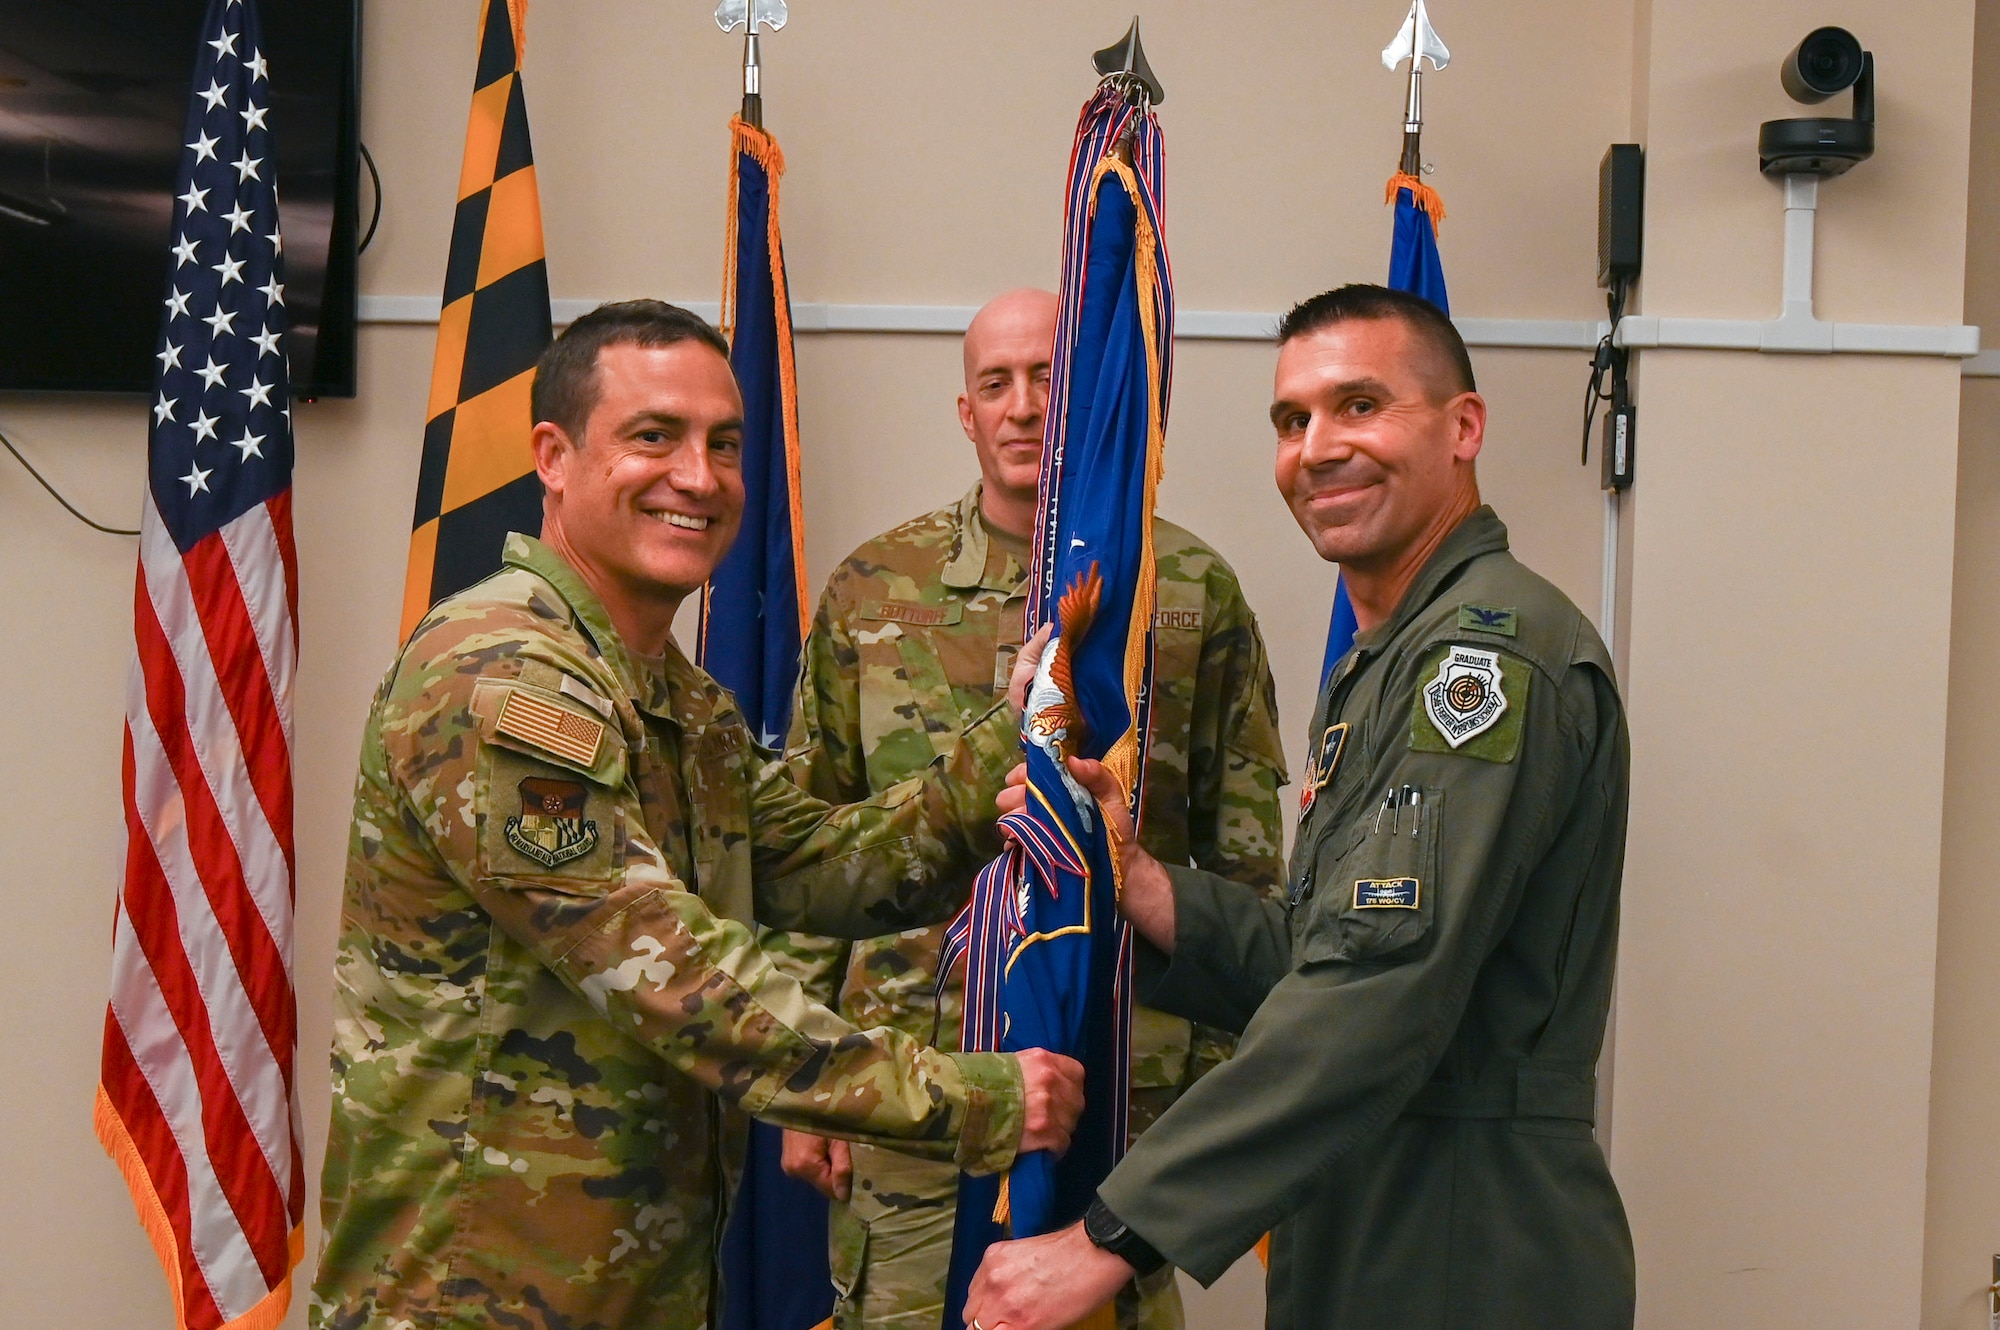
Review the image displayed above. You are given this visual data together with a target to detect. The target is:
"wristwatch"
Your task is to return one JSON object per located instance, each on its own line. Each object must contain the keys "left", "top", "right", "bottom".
{"left": 1082, "top": 1196, "right": 1167, "bottom": 1276}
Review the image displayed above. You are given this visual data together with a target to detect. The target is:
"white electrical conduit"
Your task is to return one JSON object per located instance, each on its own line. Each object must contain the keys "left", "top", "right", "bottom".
{"left": 360, "top": 210, "right": 1987, "bottom": 661}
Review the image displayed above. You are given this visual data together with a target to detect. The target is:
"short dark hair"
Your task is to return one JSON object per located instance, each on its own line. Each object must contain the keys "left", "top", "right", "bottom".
{"left": 530, "top": 299, "right": 733, "bottom": 439}
{"left": 1276, "top": 284, "right": 1476, "bottom": 399}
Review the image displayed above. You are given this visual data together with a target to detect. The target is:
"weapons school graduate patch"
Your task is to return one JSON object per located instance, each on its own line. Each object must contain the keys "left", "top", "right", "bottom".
{"left": 1411, "top": 642, "right": 1527, "bottom": 763}
{"left": 1353, "top": 877, "right": 1421, "bottom": 909}
{"left": 505, "top": 776, "right": 600, "bottom": 868}
{"left": 1424, "top": 646, "right": 1507, "bottom": 746}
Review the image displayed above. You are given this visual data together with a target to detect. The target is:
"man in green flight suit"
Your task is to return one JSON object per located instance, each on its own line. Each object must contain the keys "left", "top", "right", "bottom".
{"left": 963, "top": 284, "right": 1635, "bottom": 1330}
{"left": 770, "top": 287, "right": 1290, "bottom": 1330}
{"left": 309, "top": 301, "right": 1085, "bottom": 1330}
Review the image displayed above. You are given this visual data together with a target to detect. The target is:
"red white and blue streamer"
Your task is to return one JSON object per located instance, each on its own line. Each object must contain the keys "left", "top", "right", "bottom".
{"left": 940, "top": 81, "right": 1172, "bottom": 1327}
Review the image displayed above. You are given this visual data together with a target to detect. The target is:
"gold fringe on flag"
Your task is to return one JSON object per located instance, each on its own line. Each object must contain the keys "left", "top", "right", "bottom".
{"left": 95, "top": 1088, "right": 305, "bottom": 1330}
{"left": 1078, "top": 150, "right": 1169, "bottom": 901}
{"left": 719, "top": 115, "right": 810, "bottom": 644}
{"left": 1384, "top": 171, "right": 1447, "bottom": 225}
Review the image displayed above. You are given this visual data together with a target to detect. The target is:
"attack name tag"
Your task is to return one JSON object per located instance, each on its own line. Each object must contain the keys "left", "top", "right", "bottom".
{"left": 1422, "top": 645, "right": 1508, "bottom": 748}
{"left": 1353, "top": 877, "right": 1421, "bottom": 909}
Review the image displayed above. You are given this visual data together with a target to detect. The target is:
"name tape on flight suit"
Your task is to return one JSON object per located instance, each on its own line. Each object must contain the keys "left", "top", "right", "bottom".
{"left": 1353, "top": 877, "right": 1422, "bottom": 909}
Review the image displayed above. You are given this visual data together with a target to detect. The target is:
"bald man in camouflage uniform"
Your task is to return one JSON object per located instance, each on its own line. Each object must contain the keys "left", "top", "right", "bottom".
{"left": 773, "top": 289, "right": 1288, "bottom": 1330}
{"left": 309, "top": 302, "right": 1082, "bottom": 1330}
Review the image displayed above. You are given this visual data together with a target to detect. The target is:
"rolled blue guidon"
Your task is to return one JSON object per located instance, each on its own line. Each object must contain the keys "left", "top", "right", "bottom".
{"left": 939, "top": 80, "right": 1173, "bottom": 1329}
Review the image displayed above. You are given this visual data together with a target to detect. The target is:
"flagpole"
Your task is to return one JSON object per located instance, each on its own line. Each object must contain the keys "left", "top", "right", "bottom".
{"left": 740, "top": 24, "right": 761, "bottom": 127}
{"left": 1399, "top": 13, "right": 1420, "bottom": 173}
{"left": 715, "top": 0, "right": 788, "bottom": 129}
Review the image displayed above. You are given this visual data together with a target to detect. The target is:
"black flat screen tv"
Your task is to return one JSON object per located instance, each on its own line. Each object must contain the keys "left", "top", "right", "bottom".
{"left": 0, "top": 0, "right": 360, "bottom": 396}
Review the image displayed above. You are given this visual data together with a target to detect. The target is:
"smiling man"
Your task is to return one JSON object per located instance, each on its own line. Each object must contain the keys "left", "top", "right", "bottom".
{"left": 310, "top": 301, "right": 1084, "bottom": 1330}
{"left": 766, "top": 287, "right": 1286, "bottom": 1330}
{"left": 964, "top": 284, "right": 1635, "bottom": 1330}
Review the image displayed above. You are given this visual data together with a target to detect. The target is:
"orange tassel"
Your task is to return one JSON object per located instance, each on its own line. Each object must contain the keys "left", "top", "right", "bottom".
{"left": 501, "top": 0, "right": 529, "bottom": 62}
{"left": 1384, "top": 172, "right": 1446, "bottom": 227}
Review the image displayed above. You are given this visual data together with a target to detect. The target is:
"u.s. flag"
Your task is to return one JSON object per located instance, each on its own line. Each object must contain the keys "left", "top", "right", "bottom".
{"left": 95, "top": 2, "right": 306, "bottom": 1328}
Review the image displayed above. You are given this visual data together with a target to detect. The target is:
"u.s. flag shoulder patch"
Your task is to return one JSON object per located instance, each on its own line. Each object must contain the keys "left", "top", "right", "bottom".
{"left": 496, "top": 688, "right": 606, "bottom": 769}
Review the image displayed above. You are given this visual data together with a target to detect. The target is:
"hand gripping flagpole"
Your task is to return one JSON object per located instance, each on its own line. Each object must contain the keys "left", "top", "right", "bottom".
{"left": 939, "top": 19, "right": 1172, "bottom": 1330}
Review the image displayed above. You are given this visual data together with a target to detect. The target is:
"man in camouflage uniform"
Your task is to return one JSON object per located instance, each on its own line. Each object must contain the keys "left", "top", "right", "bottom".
{"left": 309, "top": 301, "right": 1084, "bottom": 1330}
{"left": 774, "top": 288, "right": 1289, "bottom": 1330}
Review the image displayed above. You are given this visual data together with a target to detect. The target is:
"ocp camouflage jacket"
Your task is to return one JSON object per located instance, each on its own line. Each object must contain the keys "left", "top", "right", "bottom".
{"left": 767, "top": 483, "right": 1288, "bottom": 1106}
{"left": 310, "top": 534, "right": 1025, "bottom": 1330}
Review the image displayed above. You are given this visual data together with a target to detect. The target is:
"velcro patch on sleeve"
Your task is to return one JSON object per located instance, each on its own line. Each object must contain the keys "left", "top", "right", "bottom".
{"left": 1353, "top": 877, "right": 1421, "bottom": 909}
{"left": 558, "top": 672, "right": 616, "bottom": 719}
{"left": 1410, "top": 642, "right": 1528, "bottom": 763}
{"left": 497, "top": 688, "right": 606, "bottom": 769}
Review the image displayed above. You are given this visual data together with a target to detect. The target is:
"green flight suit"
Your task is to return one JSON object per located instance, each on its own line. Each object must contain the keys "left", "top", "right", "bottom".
{"left": 771, "top": 483, "right": 1289, "bottom": 1330}
{"left": 311, "top": 535, "right": 1028, "bottom": 1330}
{"left": 1097, "top": 508, "right": 1635, "bottom": 1330}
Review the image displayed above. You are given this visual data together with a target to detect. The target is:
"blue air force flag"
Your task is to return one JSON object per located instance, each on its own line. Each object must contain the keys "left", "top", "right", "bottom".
{"left": 939, "top": 82, "right": 1173, "bottom": 1330}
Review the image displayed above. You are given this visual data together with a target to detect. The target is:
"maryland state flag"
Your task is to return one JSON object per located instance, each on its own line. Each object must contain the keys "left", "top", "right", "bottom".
{"left": 940, "top": 81, "right": 1172, "bottom": 1330}
{"left": 400, "top": 0, "right": 552, "bottom": 637}
{"left": 703, "top": 117, "right": 824, "bottom": 1330}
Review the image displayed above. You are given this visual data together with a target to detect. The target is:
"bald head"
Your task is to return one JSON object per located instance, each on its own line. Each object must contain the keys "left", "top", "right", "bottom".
{"left": 962, "top": 287, "right": 1059, "bottom": 384}
{"left": 959, "top": 288, "right": 1059, "bottom": 537}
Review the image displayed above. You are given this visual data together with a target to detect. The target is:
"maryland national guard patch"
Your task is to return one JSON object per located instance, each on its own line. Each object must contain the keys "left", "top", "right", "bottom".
{"left": 505, "top": 776, "right": 600, "bottom": 867}
{"left": 1412, "top": 642, "right": 1527, "bottom": 762}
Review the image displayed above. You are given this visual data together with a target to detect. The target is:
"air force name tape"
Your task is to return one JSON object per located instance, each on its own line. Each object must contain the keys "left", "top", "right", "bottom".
{"left": 1423, "top": 645, "right": 1508, "bottom": 748}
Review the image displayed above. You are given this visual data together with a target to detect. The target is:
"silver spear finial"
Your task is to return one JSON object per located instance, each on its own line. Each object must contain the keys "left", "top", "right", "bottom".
{"left": 1382, "top": 0, "right": 1449, "bottom": 175}
{"left": 716, "top": 0, "right": 789, "bottom": 127}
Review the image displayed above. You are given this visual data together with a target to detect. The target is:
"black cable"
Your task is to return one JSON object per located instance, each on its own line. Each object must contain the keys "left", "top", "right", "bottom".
{"left": 358, "top": 140, "right": 383, "bottom": 254}
{"left": 1581, "top": 276, "right": 1630, "bottom": 466}
{"left": 0, "top": 423, "right": 140, "bottom": 536}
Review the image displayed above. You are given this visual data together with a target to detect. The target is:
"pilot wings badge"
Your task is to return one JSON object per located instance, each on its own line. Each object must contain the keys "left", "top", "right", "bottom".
{"left": 1423, "top": 645, "right": 1507, "bottom": 748}
{"left": 1023, "top": 563, "right": 1104, "bottom": 834}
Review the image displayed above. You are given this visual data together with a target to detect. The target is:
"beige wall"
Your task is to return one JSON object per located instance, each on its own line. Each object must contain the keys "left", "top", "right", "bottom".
{"left": 1608, "top": 2, "right": 1978, "bottom": 1330}
{"left": 1924, "top": 0, "right": 2000, "bottom": 1323}
{"left": 5, "top": 0, "right": 1996, "bottom": 1327}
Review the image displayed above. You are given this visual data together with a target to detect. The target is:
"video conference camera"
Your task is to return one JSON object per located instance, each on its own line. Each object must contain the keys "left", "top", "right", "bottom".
{"left": 1759, "top": 27, "right": 1874, "bottom": 177}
